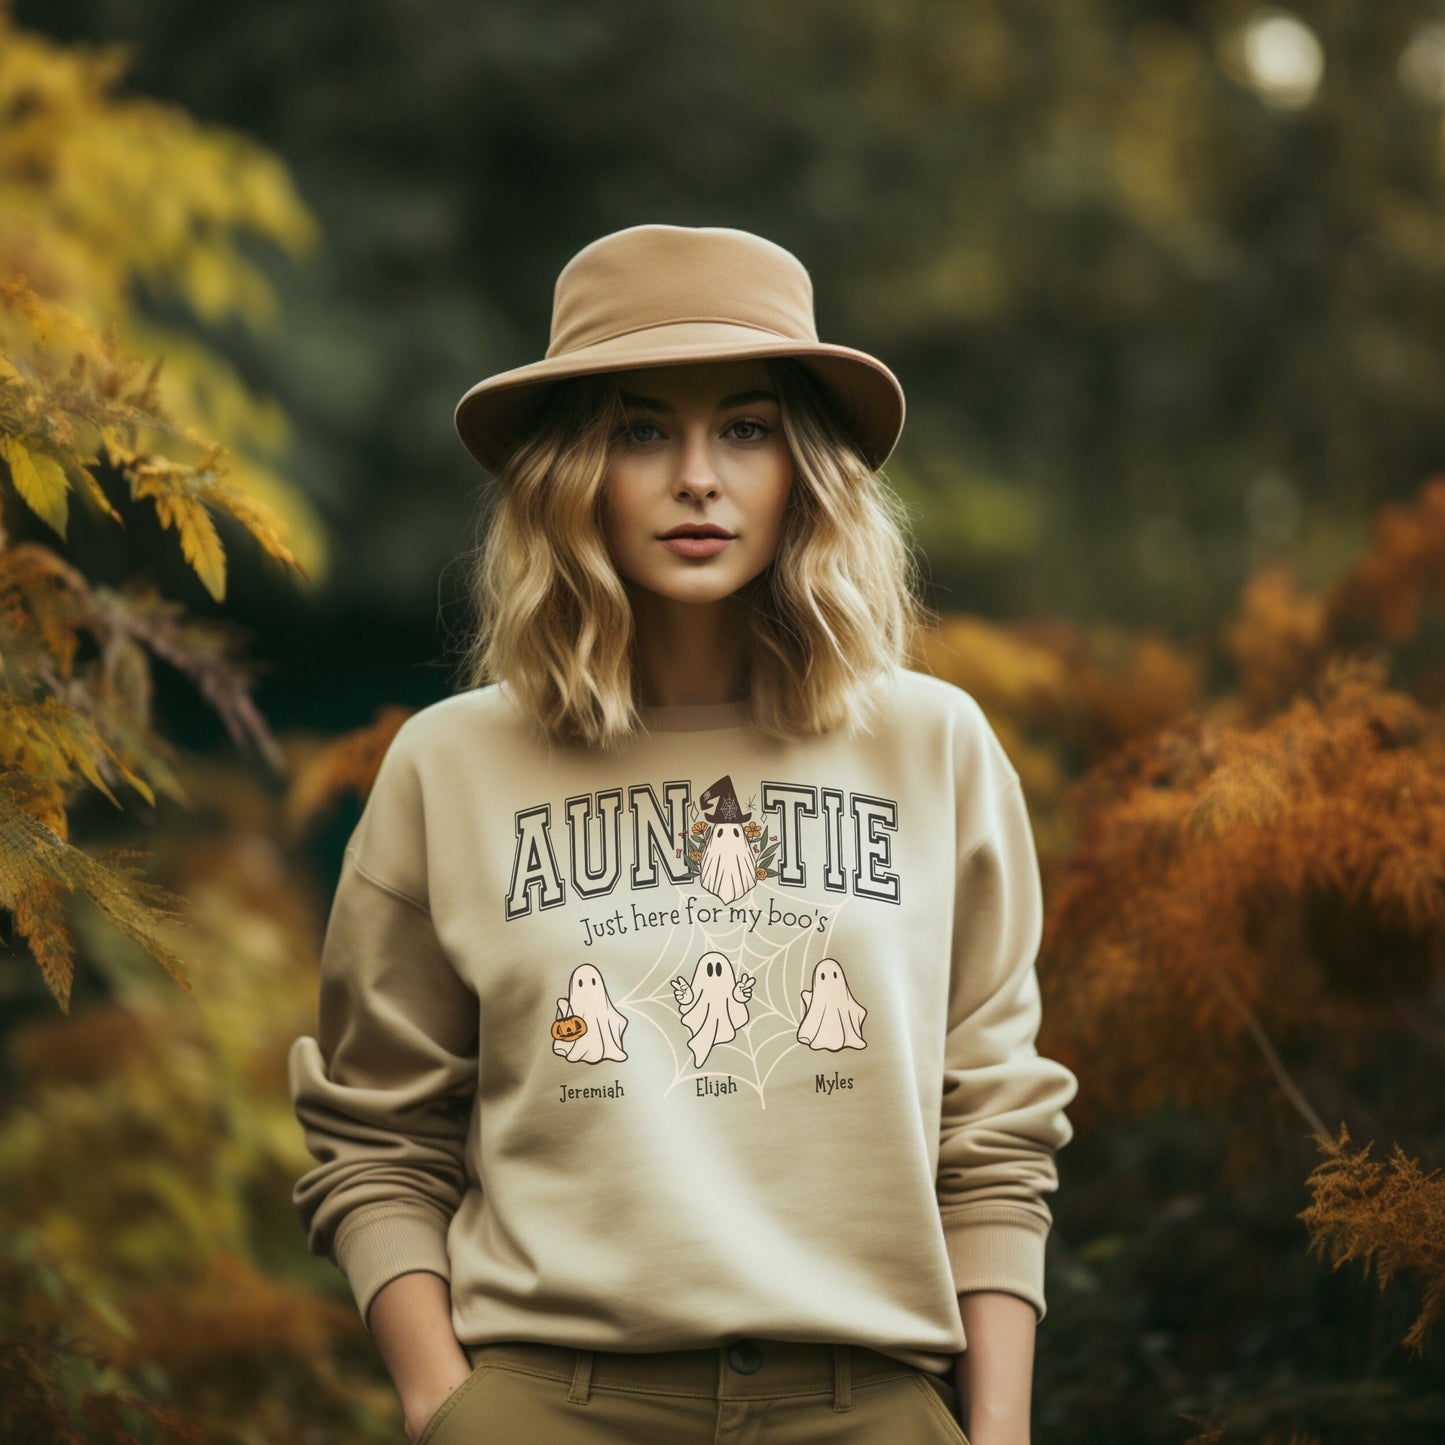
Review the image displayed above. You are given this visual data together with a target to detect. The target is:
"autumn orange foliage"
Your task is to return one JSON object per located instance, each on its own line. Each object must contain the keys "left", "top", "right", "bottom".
{"left": 920, "top": 475, "right": 1445, "bottom": 1373}
{"left": 1298, "top": 1123, "right": 1445, "bottom": 1357}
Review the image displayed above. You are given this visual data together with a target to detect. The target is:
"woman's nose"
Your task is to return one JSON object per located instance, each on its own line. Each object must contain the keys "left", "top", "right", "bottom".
{"left": 675, "top": 425, "right": 721, "bottom": 496}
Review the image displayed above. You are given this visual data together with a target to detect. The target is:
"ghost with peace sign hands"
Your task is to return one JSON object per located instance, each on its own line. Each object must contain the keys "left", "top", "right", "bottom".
{"left": 671, "top": 950, "right": 754, "bottom": 1068}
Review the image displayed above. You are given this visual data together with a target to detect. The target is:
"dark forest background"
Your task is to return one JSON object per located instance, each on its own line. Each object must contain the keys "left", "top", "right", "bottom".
{"left": 26, "top": 0, "right": 1445, "bottom": 738}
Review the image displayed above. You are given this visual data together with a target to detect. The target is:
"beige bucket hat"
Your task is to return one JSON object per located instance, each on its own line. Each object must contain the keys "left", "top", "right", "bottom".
{"left": 453, "top": 223, "right": 906, "bottom": 474}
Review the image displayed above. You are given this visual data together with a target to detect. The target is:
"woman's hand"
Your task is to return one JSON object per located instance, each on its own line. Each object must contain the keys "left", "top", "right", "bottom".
{"left": 954, "top": 1290, "right": 1037, "bottom": 1445}
{"left": 402, "top": 1362, "right": 475, "bottom": 1444}
{"left": 367, "top": 1272, "right": 476, "bottom": 1443}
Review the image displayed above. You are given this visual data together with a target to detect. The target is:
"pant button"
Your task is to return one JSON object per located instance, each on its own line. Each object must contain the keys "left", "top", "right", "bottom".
{"left": 727, "top": 1339, "right": 764, "bottom": 1374}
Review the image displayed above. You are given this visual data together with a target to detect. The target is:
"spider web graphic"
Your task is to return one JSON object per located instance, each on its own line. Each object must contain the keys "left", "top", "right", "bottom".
{"left": 616, "top": 876, "right": 849, "bottom": 1109}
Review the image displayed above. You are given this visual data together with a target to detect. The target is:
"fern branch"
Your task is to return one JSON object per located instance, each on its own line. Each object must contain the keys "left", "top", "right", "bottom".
{"left": 1210, "top": 965, "right": 1329, "bottom": 1138}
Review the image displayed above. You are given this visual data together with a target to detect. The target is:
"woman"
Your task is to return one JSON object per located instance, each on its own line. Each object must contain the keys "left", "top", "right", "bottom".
{"left": 289, "top": 223, "right": 1078, "bottom": 1445}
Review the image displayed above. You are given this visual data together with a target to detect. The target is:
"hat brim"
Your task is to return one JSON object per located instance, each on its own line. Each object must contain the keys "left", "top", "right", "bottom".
{"left": 453, "top": 320, "right": 905, "bottom": 475}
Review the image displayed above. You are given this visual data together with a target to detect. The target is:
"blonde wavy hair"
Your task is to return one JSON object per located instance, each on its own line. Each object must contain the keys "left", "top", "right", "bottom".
{"left": 454, "top": 357, "right": 934, "bottom": 751}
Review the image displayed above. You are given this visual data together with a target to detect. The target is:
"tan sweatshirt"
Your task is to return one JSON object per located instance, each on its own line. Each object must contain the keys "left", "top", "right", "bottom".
{"left": 288, "top": 666, "right": 1078, "bottom": 1375}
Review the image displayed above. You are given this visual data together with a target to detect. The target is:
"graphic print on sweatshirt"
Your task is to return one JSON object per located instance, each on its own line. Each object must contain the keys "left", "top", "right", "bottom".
{"left": 508, "top": 774, "right": 890, "bottom": 1109}
{"left": 510, "top": 771, "right": 891, "bottom": 1107}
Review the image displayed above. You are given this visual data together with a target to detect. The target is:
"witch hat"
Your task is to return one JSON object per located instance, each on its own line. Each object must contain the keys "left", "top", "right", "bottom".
{"left": 699, "top": 774, "right": 752, "bottom": 825}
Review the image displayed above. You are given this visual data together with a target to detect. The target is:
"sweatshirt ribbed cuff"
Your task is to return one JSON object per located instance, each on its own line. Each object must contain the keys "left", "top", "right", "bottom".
{"left": 332, "top": 1199, "right": 454, "bottom": 1331}
{"left": 940, "top": 1205, "right": 1051, "bottom": 1323}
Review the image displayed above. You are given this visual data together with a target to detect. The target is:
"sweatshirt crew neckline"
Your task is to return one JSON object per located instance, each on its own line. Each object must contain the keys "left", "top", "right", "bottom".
{"left": 635, "top": 697, "right": 752, "bottom": 732}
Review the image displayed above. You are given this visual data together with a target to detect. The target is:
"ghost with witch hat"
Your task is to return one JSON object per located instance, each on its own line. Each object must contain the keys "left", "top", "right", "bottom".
{"left": 671, "top": 950, "right": 755, "bottom": 1068}
{"left": 797, "top": 957, "right": 868, "bottom": 1052}
{"left": 696, "top": 774, "right": 759, "bottom": 905}
{"left": 553, "top": 962, "right": 629, "bottom": 1064}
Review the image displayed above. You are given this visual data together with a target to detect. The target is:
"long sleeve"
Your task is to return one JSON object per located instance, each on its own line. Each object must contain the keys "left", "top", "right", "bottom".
{"left": 937, "top": 732, "right": 1078, "bottom": 1323}
{"left": 288, "top": 729, "right": 479, "bottom": 1332}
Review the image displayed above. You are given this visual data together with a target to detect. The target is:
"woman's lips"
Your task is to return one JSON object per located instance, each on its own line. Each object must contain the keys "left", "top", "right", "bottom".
{"left": 661, "top": 535, "right": 732, "bottom": 558}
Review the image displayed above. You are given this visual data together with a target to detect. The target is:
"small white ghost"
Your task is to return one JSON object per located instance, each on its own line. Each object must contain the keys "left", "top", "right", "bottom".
{"left": 699, "top": 818, "right": 758, "bottom": 905}
{"left": 797, "top": 957, "right": 867, "bottom": 1052}
{"left": 696, "top": 775, "right": 759, "bottom": 905}
{"left": 671, "top": 950, "right": 754, "bottom": 1068}
{"left": 553, "top": 963, "right": 628, "bottom": 1064}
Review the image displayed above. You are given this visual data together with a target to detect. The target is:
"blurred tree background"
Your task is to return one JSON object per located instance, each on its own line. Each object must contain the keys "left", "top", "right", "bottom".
{"left": 24, "top": 0, "right": 1445, "bottom": 723}
{"left": 3, "top": 0, "right": 1444, "bottom": 1441}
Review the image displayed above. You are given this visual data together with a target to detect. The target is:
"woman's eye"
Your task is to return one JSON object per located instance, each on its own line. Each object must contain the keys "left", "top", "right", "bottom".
{"left": 615, "top": 418, "right": 772, "bottom": 445}
{"left": 618, "top": 420, "right": 661, "bottom": 445}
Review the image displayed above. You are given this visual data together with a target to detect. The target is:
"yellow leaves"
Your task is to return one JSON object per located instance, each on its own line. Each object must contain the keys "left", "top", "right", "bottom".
{"left": 210, "top": 485, "right": 300, "bottom": 577}
{"left": 0, "top": 13, "right": 363, "bottom": 1424}
{"left": 0, "top": 0, "right": 327, "bottom": 614}
{"left": 181, "top": 244, "right": 244, "bottom": 327}
{"left": 0, "top": 690, "right": 161, "bottom": 812}
{"left": 0, "top": 20, "right": 319, "bottom": 329}
{"left": 64, "top": 454, "right": 121, "bottom": 525}
{"left": 0, "top": 788, "right": 385, "bottom": 1431}
{"left": 0, "top": 276, "right": 103, "bottom": 382}
{"left": 99, "top": 423, "right": 137, "bottom": 468}
{"left": 124, "top": 448, "right": 314, "bottom": 600}
{"left": 169, "top": 492, "right": 226, "bottom": 602}
{"left": 216, "top": 455, "right": 323, "bottom": 581}
{"left": 122, "top": 310, "right": 297, "bottom": 450}
{"left": 0, "top": 433, "right": 70, "bottom": 537}
{"left": 0, "top": 522, "right": 294, "bottom": 1003}
{"left": 131, "top": 462, "right": 228, "bottom": 601}
{"left": 0, "top": 275, "right": 325, "bottom": 600}
{"left": 0, "top": 25, "right": 132, "bottom": 119}
{"left": 0, "top": 776, "right": 191, "bottom": 1013}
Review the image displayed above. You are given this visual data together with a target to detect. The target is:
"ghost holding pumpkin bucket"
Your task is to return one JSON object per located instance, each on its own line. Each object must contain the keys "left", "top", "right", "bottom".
{"left": 797, "top": 957, "right": 867, "bottom": 1052}
{"left": 553, "top": 962, "right": 629, "bottom": 1064}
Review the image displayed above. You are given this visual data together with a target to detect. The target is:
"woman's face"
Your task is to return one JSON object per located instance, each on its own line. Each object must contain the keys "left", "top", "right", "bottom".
{"left": 599, "top": 358, "right": 795, "bottom": 606}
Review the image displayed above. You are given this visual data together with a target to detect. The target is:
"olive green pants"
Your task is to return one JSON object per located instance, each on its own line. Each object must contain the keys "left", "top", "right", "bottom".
{"left": 415, "top": 1338, "right": 970, "bottom": 1444}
